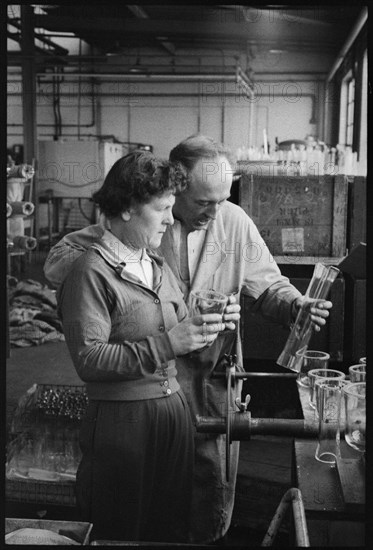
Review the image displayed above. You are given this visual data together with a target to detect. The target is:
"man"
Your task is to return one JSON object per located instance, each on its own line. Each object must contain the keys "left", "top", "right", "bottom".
{"left": 44, "top": 135, "right": 331, "bottom": 544}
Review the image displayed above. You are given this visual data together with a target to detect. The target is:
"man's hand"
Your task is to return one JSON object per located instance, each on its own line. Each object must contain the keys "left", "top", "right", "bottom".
{"left": 293, "top": 297, "right": 333, "bottom": 332}
{"left": 223, "top": 293, "right": 241, "bottom": 331}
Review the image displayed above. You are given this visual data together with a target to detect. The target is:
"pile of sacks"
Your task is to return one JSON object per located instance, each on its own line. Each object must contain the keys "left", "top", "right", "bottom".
{"left": 8, "top": 278, "right": 65, "bottom": 348}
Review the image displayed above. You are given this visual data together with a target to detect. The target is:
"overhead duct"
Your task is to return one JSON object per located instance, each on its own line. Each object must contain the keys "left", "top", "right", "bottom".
{"left": 36, "top": 67, "right": 254, "bottom": 99}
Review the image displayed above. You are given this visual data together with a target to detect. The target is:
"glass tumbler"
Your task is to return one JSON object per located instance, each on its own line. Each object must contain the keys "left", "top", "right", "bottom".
{"left": 189, "top": 289, "right": 228, "bottom": 315}
{"left": 343, "top": 382, "right": 366, "bottom": 453}
{"left": 295, "top": 350, "right": 330, "bottom": 388}
{"left": 349, "top": 364, "right": 366, "bottom": 382}
{"left": 309, "top": 368, "right": 345, "bottom": 409}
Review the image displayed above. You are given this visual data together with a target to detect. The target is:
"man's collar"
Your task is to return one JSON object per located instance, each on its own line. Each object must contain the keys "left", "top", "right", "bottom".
{"left": 172, "top": 218, "right": 211, "bottom": 235}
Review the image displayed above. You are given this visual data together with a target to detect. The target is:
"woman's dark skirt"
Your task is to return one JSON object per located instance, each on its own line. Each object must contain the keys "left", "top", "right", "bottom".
{"left": 76, "top": 390, "right": 194, "bottom": 543}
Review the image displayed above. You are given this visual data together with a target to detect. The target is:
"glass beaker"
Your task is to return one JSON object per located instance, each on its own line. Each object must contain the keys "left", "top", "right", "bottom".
{"left": 277, "top": 263, "right": 340, "bottom": 371}
{"left": 343, "top": 382, "right": 366, "bottom": 453}
{"left": 295, "top": 350, "right": 330, "bottom": 389}
{"left": 308, "top": 367, "right": 345, "bottom": 409}
{"left": 349, "top": 364, "right": 366, "bottom": 382}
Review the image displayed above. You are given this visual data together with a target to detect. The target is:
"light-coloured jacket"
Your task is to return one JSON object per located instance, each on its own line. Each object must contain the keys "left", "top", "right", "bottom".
{"left": 44, "top": 201, "right": 302, "bottom": 543}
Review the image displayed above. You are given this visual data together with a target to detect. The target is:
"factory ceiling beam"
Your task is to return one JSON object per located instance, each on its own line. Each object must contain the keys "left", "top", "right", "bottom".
{"left": 8, "top": 17, "right": 69, "bottom": 56}
{"left": 7, "top": 31, "right": 58, "bottom": 56}
{"left": 33, "top": 15, "right": 343, "bottom": 46}
{"left": 127, "top": 5, "right": 176, "bottom": 55}
{"left": 219, "top": 5, "right": 332, "bottom": 27}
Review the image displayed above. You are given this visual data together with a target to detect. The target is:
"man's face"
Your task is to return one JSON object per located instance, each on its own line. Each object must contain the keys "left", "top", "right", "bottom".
{"left": 173, "top": 155, "right": 232, "bottom": 231}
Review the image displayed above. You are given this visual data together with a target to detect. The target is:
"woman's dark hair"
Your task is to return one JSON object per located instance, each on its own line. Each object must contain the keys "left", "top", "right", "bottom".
{"left": 92, "top": 150, "right": 187, "bottom": 218}
{"left": 169, "top": 134, "right": 233, "bottom": 173}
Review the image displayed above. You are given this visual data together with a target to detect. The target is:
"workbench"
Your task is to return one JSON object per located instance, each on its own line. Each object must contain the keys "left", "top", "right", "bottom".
{"left": 294, "top": 385, "right": 365, "bottom": 546}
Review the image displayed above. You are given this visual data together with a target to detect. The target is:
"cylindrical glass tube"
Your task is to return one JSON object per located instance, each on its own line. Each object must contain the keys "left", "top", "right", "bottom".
{"left": 315, "top": 381, "right": 342, "bottom": 464}
{"left": 309, "top": 368, "right": 345, "bottom": 409}
{"left": 277, "top": 263, "right": 340, "bottom": 371}
{"left": 343, "top": 382, "right": 366, "bottom": 452}
{"left": 295, "top": 350, "right": 330, "bottom": 388}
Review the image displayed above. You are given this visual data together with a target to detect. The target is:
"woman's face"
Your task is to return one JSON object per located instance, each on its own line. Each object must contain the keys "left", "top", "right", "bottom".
{"left": 126, "top": 191, "right": 175, "bottom": 249}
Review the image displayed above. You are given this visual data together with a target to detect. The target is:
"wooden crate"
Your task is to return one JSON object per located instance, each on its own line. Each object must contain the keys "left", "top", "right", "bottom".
{"left": 345, "top": 175, "right": 366, "bottom": 252}
{"left": 239, "top": 174, "right": 348, "bottom": 258}
{"left": 343, "top": 277, "right": 366, "bottom": 364}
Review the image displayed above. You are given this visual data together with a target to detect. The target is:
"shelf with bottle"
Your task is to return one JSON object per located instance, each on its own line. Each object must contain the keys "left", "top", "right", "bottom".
{"left": 235, "top": 142, "right": 366, "bottom": 177}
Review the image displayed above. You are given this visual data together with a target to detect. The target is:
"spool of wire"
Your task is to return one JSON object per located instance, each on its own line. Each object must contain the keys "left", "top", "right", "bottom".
{"left": 12, "top": 235, "right": 37, "bottom": 251}
{"left": 9, "top": 201, "right": 35, "bottom": 217}
{"left": 7, "top": 164, "right": 34, "bottom": 180}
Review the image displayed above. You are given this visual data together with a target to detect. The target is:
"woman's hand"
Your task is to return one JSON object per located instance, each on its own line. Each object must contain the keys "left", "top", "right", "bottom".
{"left": 222, "top": 294, "right": 241, "bottom": 331}
{"left": 293, "top": 297, "right": 333, "bottom": 331}
{"left": 168, "top": 313, "right": 225, "bottom": 356}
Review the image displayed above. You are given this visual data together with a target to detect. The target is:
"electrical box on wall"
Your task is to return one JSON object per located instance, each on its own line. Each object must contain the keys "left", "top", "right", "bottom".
{"left": 37, "top": 141, "right": 124, "bottom": 198}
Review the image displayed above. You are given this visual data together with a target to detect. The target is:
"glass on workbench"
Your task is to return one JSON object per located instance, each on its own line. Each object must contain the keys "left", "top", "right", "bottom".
{"left": 295, "top": 349, "right": 330, "bottom": 388}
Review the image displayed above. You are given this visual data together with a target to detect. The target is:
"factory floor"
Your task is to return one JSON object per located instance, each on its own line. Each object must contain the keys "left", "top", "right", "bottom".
{"left": 6, "top": 250, "right": 293, "bottom": 547}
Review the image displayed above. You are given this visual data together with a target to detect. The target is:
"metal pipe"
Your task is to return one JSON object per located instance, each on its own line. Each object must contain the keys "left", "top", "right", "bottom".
{"left": 197, "top": 59, "right": 201, "bottom": 132}
{"left": 212, "top": 372, "right": 298, "bottom": 379}
{"left": 52, "top": 72, "right": 60, "bottom": 139}
{"left": 195, "top": 416, "right": 227, "bottom": 435}
{"left": 195, "top": 415, "right": 319, "bottom": 439}
{"left": 20, "top": 5, "right": 37, "bottom": 165}
{"left": 8, "top": 80, "right": 97, "bottom": 128}
{"left": 250, "top": 418, "right": 318, "bottom": 438}
{"left": 249, "top": 92, "right": 254, "bottom": 147}
{"left": 127, "top": 99, "right": 131, "bottom": 148}
{"left": 34, "top": 73, "right": 247, "bottom": 80}
{"left": 77, "top": 39, "right": 82, "bottom": 140}
{"left": 257, "top": 105, "right": 269, "bottom": 149}
{"left": 261, "top": 488, "right": 310, "bottom": 547}
{"left": 10, "top": 83, "right": 312, "bottom": 117}
{"left": 254, "top": 72, "right": 327, "bottom": 76}
{"left": 327, "top": 7, "right": 367, "bottom": 83}
{"left": 8, "top": 52, "right": 241, "bottom": 60}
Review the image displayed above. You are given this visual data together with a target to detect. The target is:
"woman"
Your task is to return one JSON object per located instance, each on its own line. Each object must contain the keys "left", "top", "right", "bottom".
{"left": 57, "top": 151, "right": 225, "bottom": 543}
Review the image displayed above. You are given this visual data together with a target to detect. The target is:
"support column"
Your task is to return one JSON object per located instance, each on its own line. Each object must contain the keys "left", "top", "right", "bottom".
{"left": 21, "top": 5, "right": 38, "bottom": 237}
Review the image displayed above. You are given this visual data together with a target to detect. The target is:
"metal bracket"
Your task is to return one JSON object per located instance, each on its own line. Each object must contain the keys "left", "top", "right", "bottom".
{"left": 225, "top": 353, "right": 239, "bottom": 482}
{"left": 235, "top": 394, "right": 251, "bottom": 412}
